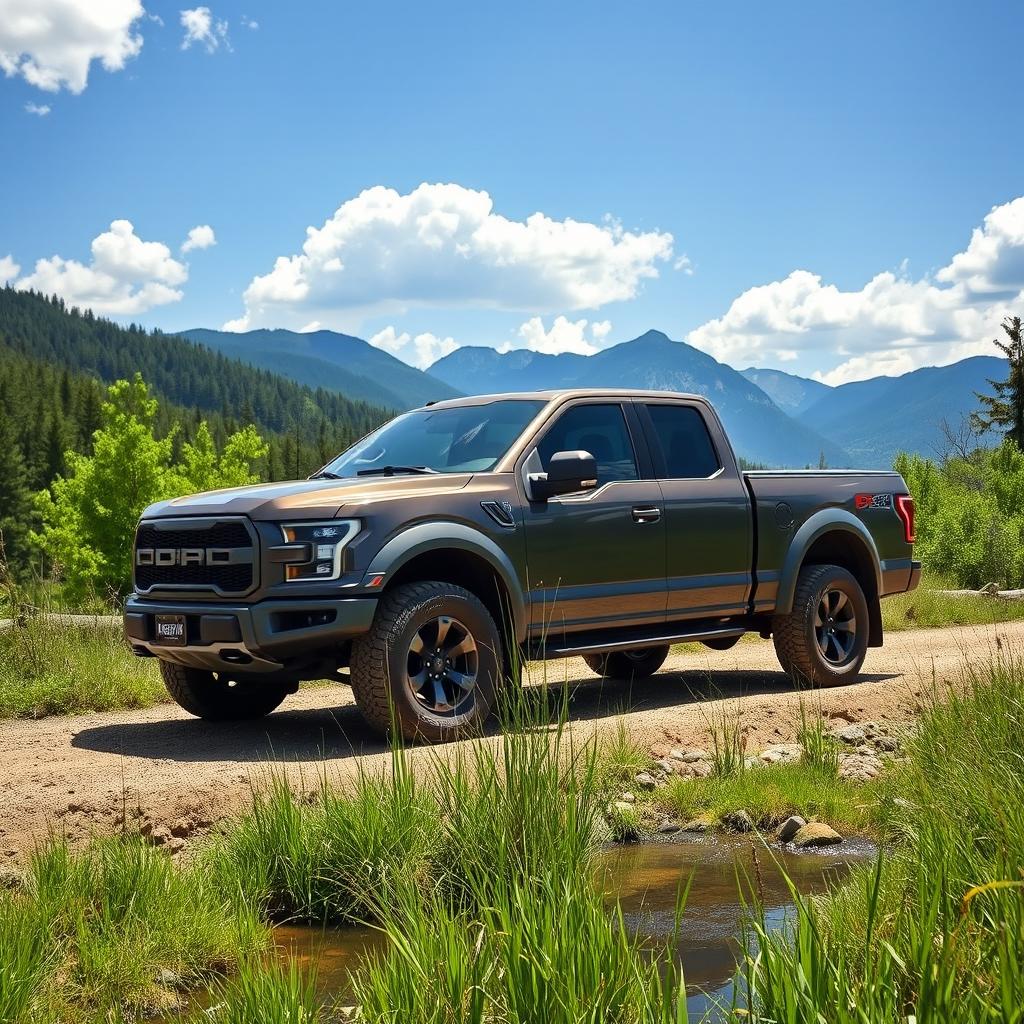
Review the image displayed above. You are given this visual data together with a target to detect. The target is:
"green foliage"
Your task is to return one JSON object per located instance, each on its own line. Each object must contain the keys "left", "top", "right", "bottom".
{"left": 742, "top": 656, "right": 1024, "bottom": 1022}
{"left": 0, "top": 619, "right": 164, "bottom": 718}
{"left": 33, "top": 375, "right": 267, "bottom": 598}
{"left": 2, "top": 836, "right": 266, "bottom": 1022}
{"left": 895, "top": 441, "right": 1024, "bottom": 588}
{"left": 662, "top": 761, "right": 870, "bottom": 834}
{"left": 0, "top": 402, "right": 33, "bottom": 576}
{"left": 0, "top": 288, "right": 390, "bottom": 582}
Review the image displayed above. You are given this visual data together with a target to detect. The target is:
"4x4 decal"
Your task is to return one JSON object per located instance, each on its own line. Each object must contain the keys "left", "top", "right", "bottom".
{"left": 854, "top": 493, "right": 892, "bottom": 510}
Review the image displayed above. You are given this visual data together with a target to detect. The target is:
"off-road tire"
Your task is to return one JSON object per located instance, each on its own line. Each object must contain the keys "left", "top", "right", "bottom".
{"left": 159, "top": 662, "right": 289, "bottom": 720}
{"left": 350, "top": 581, "right": 504, "bottom": 744}
{"left": 772, "top": 564, "right": 869, "bottom": 687}
{"left": 583, "top": 645, "right": 670, "bottom": 681}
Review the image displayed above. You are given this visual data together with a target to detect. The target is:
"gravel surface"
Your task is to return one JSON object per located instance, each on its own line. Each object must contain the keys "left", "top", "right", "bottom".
{"left": 1, "top": 621, "right": 1018, "bottom": 860}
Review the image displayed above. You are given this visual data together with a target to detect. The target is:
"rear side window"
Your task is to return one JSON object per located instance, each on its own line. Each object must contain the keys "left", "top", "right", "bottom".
{"left": 537, "top": 403, "right": 638, "bottom": 485}
{"left": 646, "top": 404, "right": 720, "bottom": 479}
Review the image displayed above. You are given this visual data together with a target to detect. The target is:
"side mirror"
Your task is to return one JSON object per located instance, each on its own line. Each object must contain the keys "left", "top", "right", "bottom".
{"left": 528, "top": 450, "right": 598, "bottom": 501}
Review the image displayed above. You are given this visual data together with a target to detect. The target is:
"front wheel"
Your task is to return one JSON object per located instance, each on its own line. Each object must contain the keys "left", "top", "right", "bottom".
{"left": 583, "top": 645, "right": 670, "bottom": 681}
{"left": 160, "top": 662, "right": 289, "bottom": 720}
{"left": 772, "top": 564, "right": 869, "bottom": 687}
{"left": 350, "top": 581, "right": 504, "bottom": 743}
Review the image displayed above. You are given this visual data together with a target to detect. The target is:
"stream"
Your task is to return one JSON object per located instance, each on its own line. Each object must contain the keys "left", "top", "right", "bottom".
{"left": 268, "top": 834, "right": 874, "bottom": 1019}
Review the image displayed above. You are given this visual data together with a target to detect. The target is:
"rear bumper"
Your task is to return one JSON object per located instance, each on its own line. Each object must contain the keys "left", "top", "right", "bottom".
{"left": 880, "top": 557, "right": 922, "bottom": 597}
{"left": 907, "top": 560, "right": 922, "bottom": 593}
{"left": 123, "top": 594, "right": 378, "bottom": 674}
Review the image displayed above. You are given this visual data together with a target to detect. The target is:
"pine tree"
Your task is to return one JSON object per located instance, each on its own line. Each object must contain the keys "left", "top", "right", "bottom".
{"left": 973, "top": 316, "right": 1024, "bottom": 447}
{"left": 0, "top": 404, "right": 32, "bottom": 576}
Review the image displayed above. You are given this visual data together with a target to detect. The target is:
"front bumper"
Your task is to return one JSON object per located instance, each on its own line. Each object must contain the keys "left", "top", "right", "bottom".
{"left": 124, "top": 595, "right": 378, "bottom": 674}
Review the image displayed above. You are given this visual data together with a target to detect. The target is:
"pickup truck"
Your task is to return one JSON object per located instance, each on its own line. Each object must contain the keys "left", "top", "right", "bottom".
{"left": 125, "top": 389, "right": 921, "bottom": 742}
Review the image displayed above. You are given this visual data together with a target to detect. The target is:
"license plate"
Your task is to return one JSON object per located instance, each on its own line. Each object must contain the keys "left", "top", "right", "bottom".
{"left": 153, "top": 614, "right": 186, "bottom": 646}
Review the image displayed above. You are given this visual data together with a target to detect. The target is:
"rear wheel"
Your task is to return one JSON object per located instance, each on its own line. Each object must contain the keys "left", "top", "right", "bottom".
{"left": 772, "top": 564, "right": 869, "bottom": 687}
{"left": 583, "top": 645, "right": 670, "bottom": 680}
{"left": 350, "top": 581, "right": 504, "bottom": 743}
{"left": 159, "top": 662, "right": 289, "bottom": 720}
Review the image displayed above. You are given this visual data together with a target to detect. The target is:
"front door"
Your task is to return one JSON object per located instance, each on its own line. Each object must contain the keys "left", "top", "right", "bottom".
{"left": 520, "top": 401, "right": 666, "bottom": 640}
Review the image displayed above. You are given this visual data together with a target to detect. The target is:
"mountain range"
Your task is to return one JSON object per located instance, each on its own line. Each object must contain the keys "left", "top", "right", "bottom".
{"left": 428, "top": 330, "right": 1005, "bottom": 468}
{"left": 180, "top": 327, "right": 461, "bottom": 411}
{"left": 170, "top": 323, "right": 1006, "bottom": 469}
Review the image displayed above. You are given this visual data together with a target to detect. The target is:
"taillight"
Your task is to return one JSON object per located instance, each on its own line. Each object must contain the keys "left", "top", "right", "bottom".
{"left": 895, "top": 494, "right": 915, "bottom": 544}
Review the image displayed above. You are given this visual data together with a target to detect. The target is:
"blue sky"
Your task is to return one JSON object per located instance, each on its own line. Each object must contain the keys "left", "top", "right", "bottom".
{"left": 2, "top": 0, "right": 1023, "bottom": 383}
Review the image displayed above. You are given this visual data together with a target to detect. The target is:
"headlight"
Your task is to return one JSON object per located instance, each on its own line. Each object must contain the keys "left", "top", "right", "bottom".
{"left": 277, "top": 520, "right": 359, "bottom": 582}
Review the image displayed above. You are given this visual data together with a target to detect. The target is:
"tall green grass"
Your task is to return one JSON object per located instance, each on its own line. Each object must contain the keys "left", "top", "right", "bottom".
{"left": 1, "top": 836, "right": 266, "bottom": 1022}
{"left": 741, "top": 655, "right": 1024, "bottom": 1022}
{"left": 0, "top": 618, "right": 164, "bottom": 718}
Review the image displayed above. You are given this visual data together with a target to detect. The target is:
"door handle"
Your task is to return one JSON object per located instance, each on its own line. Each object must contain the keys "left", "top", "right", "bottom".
{"left": 631, "top": 506, "right": 662, "bottom": 524}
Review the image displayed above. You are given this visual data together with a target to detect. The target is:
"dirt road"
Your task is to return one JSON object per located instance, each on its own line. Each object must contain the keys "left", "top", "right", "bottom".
{"left": 1, "top": 622, "right": 1018, "bottom": 860}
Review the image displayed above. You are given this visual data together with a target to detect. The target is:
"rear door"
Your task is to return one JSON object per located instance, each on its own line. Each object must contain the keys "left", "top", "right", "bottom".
{"left": 638, "top": 400, "right": 752, "bottom": 619}
{"left": 519, "top": 399, "right": 666, "bottom": 637}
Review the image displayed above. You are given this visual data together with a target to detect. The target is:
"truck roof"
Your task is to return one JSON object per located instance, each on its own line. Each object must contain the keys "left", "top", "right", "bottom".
{"left": 423, "top": 388, "right": 709, "bottom": 410}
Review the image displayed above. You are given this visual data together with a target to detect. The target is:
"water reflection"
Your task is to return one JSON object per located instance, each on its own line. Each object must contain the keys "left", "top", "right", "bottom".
{"left": 264, "top": 835, "right": 873, "bottom": 1020}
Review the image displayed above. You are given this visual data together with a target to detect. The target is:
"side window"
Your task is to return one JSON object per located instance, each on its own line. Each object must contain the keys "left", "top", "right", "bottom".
{"left": 537, "top": 403, "right": 639, "bottom": 485}
{"left": 646, "top": 404, "right": 720, "bottom": 479}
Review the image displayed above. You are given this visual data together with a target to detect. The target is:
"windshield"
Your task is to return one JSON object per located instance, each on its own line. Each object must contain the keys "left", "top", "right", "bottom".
{"left": 320, "top": 399, "right": 546, "bottom": 478}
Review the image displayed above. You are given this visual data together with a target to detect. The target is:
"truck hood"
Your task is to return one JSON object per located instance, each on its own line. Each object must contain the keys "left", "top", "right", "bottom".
{"left": 141, "top": 473, "right": 475, "bottom": 521}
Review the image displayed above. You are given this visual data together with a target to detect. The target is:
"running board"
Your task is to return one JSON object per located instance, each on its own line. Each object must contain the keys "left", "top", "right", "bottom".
{"left": 530, "top": 624, "right": 746, "bottom": 660}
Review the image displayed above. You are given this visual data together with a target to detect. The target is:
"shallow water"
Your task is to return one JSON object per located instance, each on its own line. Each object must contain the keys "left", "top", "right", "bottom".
{"left": 269, "top": 834, "right": 874, "bottom": 1019}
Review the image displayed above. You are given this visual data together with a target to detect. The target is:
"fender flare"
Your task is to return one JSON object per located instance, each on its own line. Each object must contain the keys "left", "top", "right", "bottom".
{"left": 365, "top": 521, "right": 528, "bottom": 642}
{"left": 775, "top": 509, "right": 882, "bottom": 617}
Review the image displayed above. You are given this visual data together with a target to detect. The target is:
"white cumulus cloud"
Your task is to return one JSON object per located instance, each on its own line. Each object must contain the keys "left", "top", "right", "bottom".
{"left": 24, "top": 101, "right": 50, "bottom": 116}
{"left": 228, "top": 182, "right": 673, "bottom": 332}
{"left": 181, "top": 224, "right": 216, "bottom": 253}
{"left": 370, "top": 326, "right": 459, "bottom": 369}
{"left": 507, "top": 315, "right": 614, "bottom": 356}
{"left": 180, "top": 7, "right": 229, "bottom": 52}
{"left": 687, "top": 196, "right": 1024, "bottom": 385}
{"left": 0, "top": 0, "right": 144, "bottom": 93}
{"left": 13, "top": 219, "right": 189, "bottom": 315}
{"left": 0, "top": 255, "right": 20, "bottom": 283}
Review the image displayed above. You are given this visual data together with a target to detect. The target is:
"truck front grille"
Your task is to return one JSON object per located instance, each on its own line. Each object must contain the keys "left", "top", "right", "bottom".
{"left": 133, "top": 517, "right": 257, "bottom": 596}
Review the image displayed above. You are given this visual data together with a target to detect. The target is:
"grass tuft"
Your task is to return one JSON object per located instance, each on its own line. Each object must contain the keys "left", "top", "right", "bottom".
{"left": 0, "top": 619, "right": 163, "bottom": 718}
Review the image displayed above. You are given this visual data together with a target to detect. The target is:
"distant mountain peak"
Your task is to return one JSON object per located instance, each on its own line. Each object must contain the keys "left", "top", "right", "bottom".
{"left": 632, "top": 329, "right": 672, "bottom": 344}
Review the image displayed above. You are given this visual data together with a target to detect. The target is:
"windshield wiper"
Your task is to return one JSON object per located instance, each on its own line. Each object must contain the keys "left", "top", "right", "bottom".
{"left": 356, "top": 465, "right": 439, "bottom": 477}
{"left": 309, "top": 470, "right": 343, "bottom": 480}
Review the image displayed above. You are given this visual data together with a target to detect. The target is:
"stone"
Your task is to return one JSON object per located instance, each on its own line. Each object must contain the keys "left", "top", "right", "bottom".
{"left": 655, "top": 758, "right": 677, "bottom": 774}
{"left": 670, "top": 748, "right": 710, "bottom": 763}
{"left": 792, "top": 822, "right": 843, "bottom": 848}
{"left": 657, "top": 820, "right": 681, "bottom": 835}
{"left": 834, "top": 724, "right": 866, "bottom": 745}
{"left": 839, "top": 752, "right": 883, "bottom": 782}
{"left": 744, "top": 756, "right": 764, "bottom": 770}
{"left": 156, "top": 968, "right": 183, "bottom": 989}
{"left": 619, "top": 792, "right": 636, "bottom": 804}
{"left": 675, "top": 760, "right": 714, "bottom": 779}
{"left": 875, "top": 736, "right": 899, "bottom": 753}
{"left": 722, "top": 809, "right": 754, "bottom": 834}
{"left": 776, "top": 815, "right": 806, "bottom": 843}
{"left": 0, "top": 867, "right": 27, "bottom": 891}
{"left": 759, "top": 743, "right": 802, "bottom": 764}
{"left": 681, "top": 819, "right": 709, "bottom": 832}
{"left": 634, "top": 772, "right": 658, "bottom": 790}
{"left": 144, "top": 824, "right": 172, "bottom": 846}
